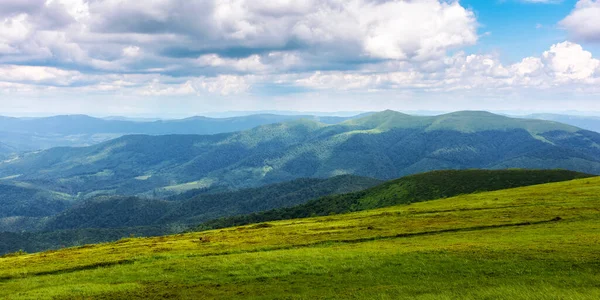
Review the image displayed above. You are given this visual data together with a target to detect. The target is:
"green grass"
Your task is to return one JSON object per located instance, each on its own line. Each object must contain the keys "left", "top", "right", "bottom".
{"left": 0, "top": 177, "right": 599, "bottom": 299}
{"left": 199, "top": 169, "right": 592, "bottom": 230}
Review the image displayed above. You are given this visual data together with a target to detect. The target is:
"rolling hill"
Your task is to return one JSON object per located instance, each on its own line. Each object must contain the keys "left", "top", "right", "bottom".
{"left": 198, "top": 169, "right": 593, "bottom": 230}
{"left": 1, "top": 110, "right": 599, "bottom": 196}
{"left": 0, "top": 176, "right": 598, "bottom": 299}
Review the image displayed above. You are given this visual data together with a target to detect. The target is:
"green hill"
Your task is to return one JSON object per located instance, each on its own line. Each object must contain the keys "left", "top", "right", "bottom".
{"left": 198, "top": 169, "right": 593, "bottom": 230}
{"left": 1, "top": 110, "right": 599, "bottom": 196}
{"left": 0, "top": 176, "right": 598, "bottom": 299}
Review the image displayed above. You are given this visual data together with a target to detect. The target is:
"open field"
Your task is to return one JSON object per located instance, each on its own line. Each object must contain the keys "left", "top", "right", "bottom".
{"left": 1, "top": 177, "right": 599, "bottom": 299}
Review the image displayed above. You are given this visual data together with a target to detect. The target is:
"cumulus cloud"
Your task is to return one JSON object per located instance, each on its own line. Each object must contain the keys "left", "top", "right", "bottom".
{"left": 292, "top": 41, "right": 600, "bottom": 91}
{"left": 0, "top": 65, "right": 82, "bottom": 85}
{"left": 0, "top": 0, "right": 599, "bottom": 115}
{"left": 138, "top": 75, "right": 252, "bottom": 96}
{"left": 560, "top": 0, "right": 600, "bottom": 43}
{"left": 541, "top": 41, "right": 600, "bottom": 81}
{"left": 0, "top": 0, "right": 478, "bottom": 72}
{"left": 89, "top": 0, "right": 474, "bottom": 61}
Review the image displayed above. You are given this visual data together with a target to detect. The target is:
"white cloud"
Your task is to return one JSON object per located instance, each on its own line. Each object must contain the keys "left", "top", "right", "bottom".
{"left": 0, "top": 65, "right": 82, "bottom": 85}
{"left": 138, "top": 75, "right": 251, "bottom": 96}
{"left": 358, "top": 0, "right": 478, "bottom": 60}
{"left": 196, "top": 54, "right": 266, "bottom": 72}
{"left": 45, "top": 0, "right": 89, "bottom": 22}
{"left": 541, "top": 41, "right": 600, "bottom": 81}
{"left": 512, "top": 57, "right": 544, "bottom": 77}
{"left": 0, "top": 14, "right": 32, "bottom": 54}
{"left": 122, "top": 46, "right": 141, "bottom": 58}
{"left": 193, "top": 75, "right": 252, "bottom": 95}
{"left": 0, "top": 0, "right": 477, "bottom": 73}
{"left": 292, "top": 42, "right": 600, "bottom": 92}
{"left": 560, "top": 0, "right": 600, "bottom": 43}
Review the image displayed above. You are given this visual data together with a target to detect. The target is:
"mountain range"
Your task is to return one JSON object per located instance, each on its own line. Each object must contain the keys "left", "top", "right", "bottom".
{"left": 0, "top": 113, "right": 363, "bottom": 154}
{"left": 525, "top": 113, "right": 600, "bottom": 133}
{"left": 1, "top": 110, "right": 599, "bottom": 197}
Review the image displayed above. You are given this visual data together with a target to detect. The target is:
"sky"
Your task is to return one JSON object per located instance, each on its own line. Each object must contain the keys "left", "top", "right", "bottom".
{"left": 0, "top": 0, "right": 599, "bottom": 117}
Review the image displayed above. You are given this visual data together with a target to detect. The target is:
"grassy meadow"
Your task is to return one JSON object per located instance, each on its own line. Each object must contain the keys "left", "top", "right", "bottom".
{"left": 1, "top": 177, "right": 599, "bottom": 299}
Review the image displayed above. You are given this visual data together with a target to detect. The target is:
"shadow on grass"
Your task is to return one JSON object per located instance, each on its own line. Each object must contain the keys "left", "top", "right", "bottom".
{"left": 0, "top": 259, "right": 135, "bottom": 282}
{"left": 0, "top": 217, "right": 564, "bottom": 283}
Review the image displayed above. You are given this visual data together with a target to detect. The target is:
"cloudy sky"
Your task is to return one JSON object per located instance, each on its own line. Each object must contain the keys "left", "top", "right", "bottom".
{"left": 1, "top": 0, "right": 599, "bottom": 117}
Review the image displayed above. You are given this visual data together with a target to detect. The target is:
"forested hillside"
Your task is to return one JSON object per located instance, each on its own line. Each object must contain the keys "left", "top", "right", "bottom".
{"left": 1, "top": 110, "right": 599, "bottom": 196}
{"left": 0, "top": 175, "right": 380, "bottom": 254}
{"left": 0, "top": 184, "right": 73, "bottom": 218}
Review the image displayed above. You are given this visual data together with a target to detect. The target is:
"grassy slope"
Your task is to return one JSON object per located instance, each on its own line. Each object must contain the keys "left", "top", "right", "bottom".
{"left": 199, "top": 169, "right": 593, "bottom": 229}
{"left": 1, "top": 177, "right": 599, "bottom": 299}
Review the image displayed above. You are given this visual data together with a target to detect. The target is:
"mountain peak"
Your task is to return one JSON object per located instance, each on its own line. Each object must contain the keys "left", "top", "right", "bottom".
{"left": 441, "top": 110, "right": 502, "bottom": 118}
{"left": 342, "top": 110, "right": 423, "bottom": 130}
{"left": 428, "top": 110, "right": 577, "bottom": 133}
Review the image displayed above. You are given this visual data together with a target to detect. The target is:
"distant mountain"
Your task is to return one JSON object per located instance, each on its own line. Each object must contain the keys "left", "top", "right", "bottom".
{"left": 198, "top": 169, "right": 593, "bottom": 230}
{"left": 0, "top": 113, "right": 362, "bottom": 154}
{"left": 1, "top": 110, "right": 599, "bottom": 196}
{"left": 524, "top": 114, "right": 600, "bottom": 133}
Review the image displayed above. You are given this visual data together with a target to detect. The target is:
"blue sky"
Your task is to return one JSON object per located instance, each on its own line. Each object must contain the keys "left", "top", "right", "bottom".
{"left": 464, "top": 0, "right": 597, "bottom": 61}
{"left": 0, "top": 0, "right": 599, "bottom": 117}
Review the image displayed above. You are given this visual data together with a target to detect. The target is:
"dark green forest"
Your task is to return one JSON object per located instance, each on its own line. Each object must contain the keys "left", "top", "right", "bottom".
{"left": 0, "top": 175, "right": 380, "bottom": 254}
